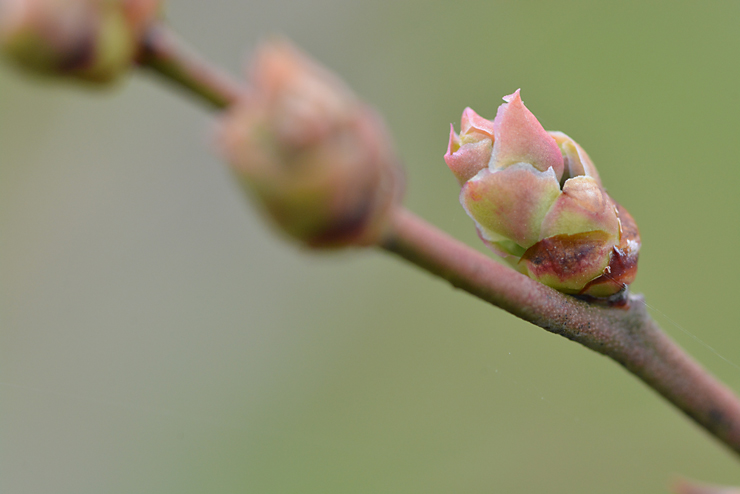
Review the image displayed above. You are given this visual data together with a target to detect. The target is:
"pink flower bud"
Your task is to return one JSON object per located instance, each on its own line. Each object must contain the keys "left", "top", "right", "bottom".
{"left": 447, "top": 90, "right": 640, "bottom": 297}
{"left": 0, "top": 0, "right": 162, "bottom": 83}
{"left": 219, "top": 40, "right": 403, "bottom": 248}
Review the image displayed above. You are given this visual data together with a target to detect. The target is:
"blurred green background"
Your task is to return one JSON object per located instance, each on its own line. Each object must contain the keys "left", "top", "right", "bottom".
{"left": 2, "top": 1, "right": 740, "bottom": 493}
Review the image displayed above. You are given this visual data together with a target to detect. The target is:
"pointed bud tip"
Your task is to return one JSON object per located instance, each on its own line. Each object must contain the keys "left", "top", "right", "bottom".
{"left": 502, "top": 88, "right": 521, "bottom": 104}
{"left": 460, "top": 107, "right": 494, "bottom": 136}
{"left": 491, "top": 88, "right": 564, "bottom": 178}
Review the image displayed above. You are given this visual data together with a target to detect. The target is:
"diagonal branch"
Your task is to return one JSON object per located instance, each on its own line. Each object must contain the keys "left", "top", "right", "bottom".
{"left": 135, "top": 23, "right": 740, "bottom": 458}
{"left": 138, "top": 22, "right": 243, "bottom": 109}
{"left": 382, "top": 207, "right": 740, "bottom": 456}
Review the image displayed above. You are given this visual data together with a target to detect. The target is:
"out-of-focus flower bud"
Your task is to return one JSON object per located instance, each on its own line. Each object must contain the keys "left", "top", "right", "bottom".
{"left": 219, "top": 40, "right": 403, "bottom": 248}
{"left": 445, "top": 90, "right": 639, "bottom": 297}
{"left": 0, "top": 0, "right": 162, "bottom": 83}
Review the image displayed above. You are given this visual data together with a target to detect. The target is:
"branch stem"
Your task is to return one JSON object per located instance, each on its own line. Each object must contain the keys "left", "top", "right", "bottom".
{"left": 131, "top": 27, "right": 740, "bottom": 458}
{"left": 382, "top": 206, "right": 740, "bottom": 456}
{"left": 138, "top": 23, "right": 242, "bottom": 110}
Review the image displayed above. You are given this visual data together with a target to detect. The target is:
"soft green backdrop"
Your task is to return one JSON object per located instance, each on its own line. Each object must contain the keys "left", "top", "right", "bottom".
{"left": 2, "top": 1, "right": 740, "bottom": 493}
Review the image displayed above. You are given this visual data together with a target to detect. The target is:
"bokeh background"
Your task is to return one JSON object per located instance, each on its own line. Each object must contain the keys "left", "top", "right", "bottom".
{"left": 2, "top": 1, "right": 740, "bottom": 493}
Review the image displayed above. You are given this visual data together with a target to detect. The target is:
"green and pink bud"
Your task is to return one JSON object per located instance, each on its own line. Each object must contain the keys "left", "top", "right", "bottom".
{"left": 0, "top": 0, "right": 163, "bottom": 83}
{"left": 445, "top": 90, "right": 639, "bottom": 297}
{"left": 219, "top": 40, "right": 403, "bottom": 248}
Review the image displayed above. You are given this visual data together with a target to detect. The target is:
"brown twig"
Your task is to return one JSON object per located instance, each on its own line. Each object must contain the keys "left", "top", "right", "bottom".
{"left": 138, "top": 23, "right": 243, "bottom": 109}
{"left": 381, "top": 207, "right": 740, "bottom": 456}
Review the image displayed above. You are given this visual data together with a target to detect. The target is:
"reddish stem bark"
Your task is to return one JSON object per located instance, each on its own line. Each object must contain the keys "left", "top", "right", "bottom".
{"left": 138, "top": 22, "right": 243, "bottom": 109}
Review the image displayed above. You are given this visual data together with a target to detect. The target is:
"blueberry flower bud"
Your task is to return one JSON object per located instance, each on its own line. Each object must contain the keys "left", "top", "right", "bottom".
{"left": 446, "top": 90, "right": 639, "bottom": 297}
{"left": 219, "top": 40, "right": 403, "bottom": 248}
{"left": 0, "top": 0, "right": 163, "bottom": 83}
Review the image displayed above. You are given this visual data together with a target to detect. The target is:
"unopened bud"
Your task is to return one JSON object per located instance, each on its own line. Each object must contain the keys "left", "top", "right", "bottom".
{"left": 0, "top": 0, "right": 162, "bottom": 83}
{"left": 445, "top": 90, "right": 639, "bottom": 297}
{"left": 219, "top": 40, "right": 403, "bottom": 248}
